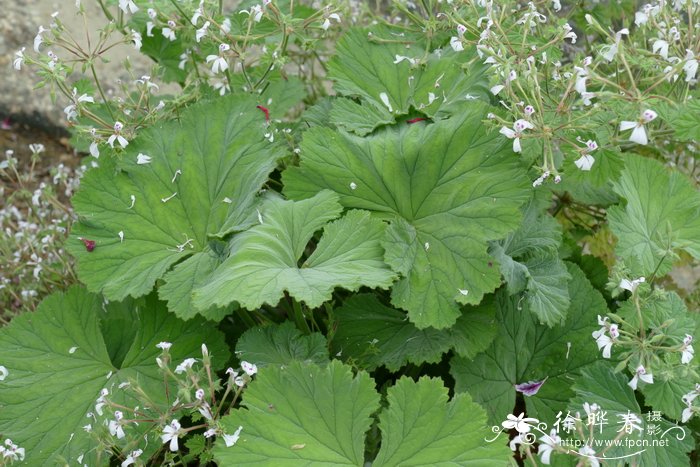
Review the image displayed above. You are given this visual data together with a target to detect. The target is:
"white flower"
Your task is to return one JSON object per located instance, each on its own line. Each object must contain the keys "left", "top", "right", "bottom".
{"left": 619, "top": 276, "right": 646, "bottom": 292}
{"left": 322, "top": 13, "right": 341, "bottom": 30}
{"left": 161, "top": 419, "right": 182, "bottom": 451}
{"left": 13, "top": 48, "right": 25, "bottom": 70}
{"left": 509, "top": 434, "right": 525, "bottom": 451}
{"left": 121, "top": 449, "right": 143, "bottom": 467}
{"left": 682, "top": 406, "right": 694, "bottom": 423}
{"left": 490, "top": 84, "right": 504, "bottom": 95}
{"left": 552, "top": 0, "right": 561, "bottom": 12}
{"left": 1, "top": 440, "right": 25, "bottom": 462}
{"left": 34, "top": 25, "right": 47, "bottom": 52}
{"left": 221, "top": 18, "right": 232, "bottom": 33}
{"left": 578, "top": 445, "right": 599, "bottom": 467}
{"left": 90, "top": 141, "right": 100, "bottom": 158}
{"left": 147, "top": 21, "right": 155, "bottom": 37}
{"left": 593, "top": 323, "right": 617, "bottom": 359}
{"left": 450, "top": 36, "right": 464, "bottom": 52}
{"left": 562, "top": 23, "right": 577, "bottom": 43}
{"left": 206, "top": 43, "right": 230, "bottom": 74}
{"left": 538, "top": 429, "right": 560, "bottom": 464}
{"left": 241, "top": 361, "right": 257, "bottom": 376}
{"left": 196, "top": 21, "right": 210, "bottom": 42}
{"left": 620, "top": 110, "right": 657, "bottom": 146}
{"left": 191, "top": 1, "right": 204, "bottom": 25}
{"left": 0, "top": 366, "right": 8, "bottom": 380}
{"left": 95, "top": 388, "right": 109, "bottom": 415}
{"left": 652, "top": 39, "right": 669, "bottom": 59}
{"left": 131, "top": 31, "right": 142, "bottom": 50}
{"left": 681, "top": 334, "right": 694, "bottom": 364}
{"left": 163, "top": 21, "right": 177, "bottom": 41}
{"left": 600, "top": 28, "right": 628, "bottom": 62}
{"left": 683, "top": 49, "right": 698, "bottom": 83}
{"left": 156, "top": 341, "right": 172, "bottom": 350}
{"left": 575, "top": 154, "right": 595, "bottom": 171}
{"left": 628, "top": 365, "right": 653, "bottom": 390}
{"left": 223, "top": 425, "right": 243, "bottom": 447}
{"left": 240, "top": 4, "right": 264, "bottom": 22}
{"left": 499, "top": 119, "right": 534, "bottom": 153}
{"left": 108, "top": 411, "right": 126, "bottom": 439}
{"left": 107, "top": 122, "right": 128, "bottom": 148}
{"left": 136, "top": 153, "right": 152, "bottom": 165}
{"left": 118, "top": 0, "right": 138, "bottom": 14}
{"left": 174, "top": 358, "right": 197, "bottom": 374}
{"left": 502, "top": 413, "right": 538, "bottom": 434}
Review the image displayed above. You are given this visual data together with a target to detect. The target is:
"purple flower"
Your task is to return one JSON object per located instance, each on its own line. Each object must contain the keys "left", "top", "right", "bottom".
{"left": 515, "top": 379, "right": 547, "bottom": 396}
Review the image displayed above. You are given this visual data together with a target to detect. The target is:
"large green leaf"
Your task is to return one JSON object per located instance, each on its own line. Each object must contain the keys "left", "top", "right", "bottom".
{"left": 451, "top": 263, "right": 607, "bottom": 424}
{"left": 212, "top": 362, "right": 510, "bottom": 466}
{"left": 0, "top": 287, "right": 229, "bottom": 465}
{"left": 328, "top": 29, "right": 489, "bottom": 134}
{"left": 331, "top": 294, "right": 497, "bottom": 371}
{"left": 373, "top": 377, "right": 511, "bottom": 466}
{"left": 69, "top": 95, "right": 284, "bottom": 318}
{"left": 489, "top": 198, "right": 570, "bottom": 326}
{"left": 212, "top": 360, "right": 380, "bottom": 465}
{"left": 608, "top": 156, "right": 700, "bottom": 276}
{"left": 193, "top": 191, "right": 396, "bottom": 311}
{"left": 284, "top": 102, "right": 530, "bottom": 329}
{"left": 569, "top": 363, "right": 694, "bottom": 467}
{"left": 236, "top": 321, "right": 329, "bottom": 367}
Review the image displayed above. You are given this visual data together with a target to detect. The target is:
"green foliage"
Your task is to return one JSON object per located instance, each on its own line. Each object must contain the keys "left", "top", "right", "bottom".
{"left": 69, "top": 95, "right": 284, "bottom": 319}
{"left": 608, "top": 156, "right": 700, "bottom": 277}
{"left": 331, "top": 294, "right": 497, "bottom": 371}
{"left": 212, "top": 361, "right": 510, "bottom": 466}
{"left": 285, "top": 101, "right": 530, "bottom": 329}
{"left": 0, "top": 286, "right": 228, "bottom": 465}
{"left": 451, "top": 264, "right": 607, "bottom": 424}
{"left": 193, "top": 191, "right": 397, "bottom": 311}
{"left": 7, "top": 0, "right": 700, "bottom": 464}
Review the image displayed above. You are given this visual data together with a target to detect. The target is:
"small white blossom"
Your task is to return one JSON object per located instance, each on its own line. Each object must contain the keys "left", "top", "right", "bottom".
{"left": 538, "top": 429, "right": 561, "bottom": 464}
{"left": 683, "top": 50, "right": 698, "bottom": 83}
{"left": 118, "top": 0, "right": 138, "bottom": 14}
{"left": 161, "top": 419, "right": 182, "bottom": 451}
{"left": 240, "top": 4, "right": 264, "bottom": 22}
{"left": 206, "top": 43, "right": 230, "bottom": 74}
{"left": 131, "top": 31, "right": 142, "bottom": 50}
{"left": 628, "top": 365, "right": 653, "bottom": 390}
{"left": 108, "top": 411, "right": 126, "bottom": 439}
{"left": 34, "top": 25, "right": 47, "bottom": 52}
{"left": 196, "top": 21, "right": 210, "bottom": 42}
{"left": 562, "top": 23, "right": 577, "bottom": 43}
{"left": 174, "top": 358, "right": 197, "bottom": 374}
{"left": 156, "top": 341, "right": 172, "bottom": 350}
{"left": 163, "top": 21, "right": 177, "bottom": 41}
{"left": 13, "top": 48, "right": 25, "bottom": 70}
{"left": 107, "top": 122, "right": 128, "bottom": 148}
{"left": 0, "top": 366, "right": 8, "bottom": 380}
{"left": 241, "top": 361, "right": 257, "bottom": 376}
{"left": 619, "top": 110, "right": 656, "bottom": 146}
{"left": 499, "top": 119, "right": 534, "bottom": 153}
{"left": 619, "top": 276, "right": 646, "bottom": 293}
{"left": 575, "top": 154, "right": 595, "bottom": 171}
{"left": 578, "top": 445, "right": 599, "bottom": 467}
{"left": 223, "top": 425, "right": 243, "bottom": 447}
{"left": 136, "top": 153, "right": 152, "bottom": 165}
{"left": 121, "top": 449, "right": 143, "bottom": 467}
{"left": 600, "top": 28, "right": 628, "bottom": 62}
{"left": 450, "top": 36, "right": 464, "bottom": 52}
{"left": 322, "top": 13, "right": 341, "bottom": 30}
{"left": 681, "top": 334, "right": 694, "bottom": 364}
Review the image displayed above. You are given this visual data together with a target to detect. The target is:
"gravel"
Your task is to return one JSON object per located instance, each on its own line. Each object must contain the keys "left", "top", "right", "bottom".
{"left": 1, "top": 0, "right": 152, "bottom": 129}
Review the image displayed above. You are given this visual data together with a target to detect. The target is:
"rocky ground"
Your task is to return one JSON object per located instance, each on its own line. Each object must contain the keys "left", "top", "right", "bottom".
{"left": 0, "top": 0, "right": 152, "bottom": 130}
